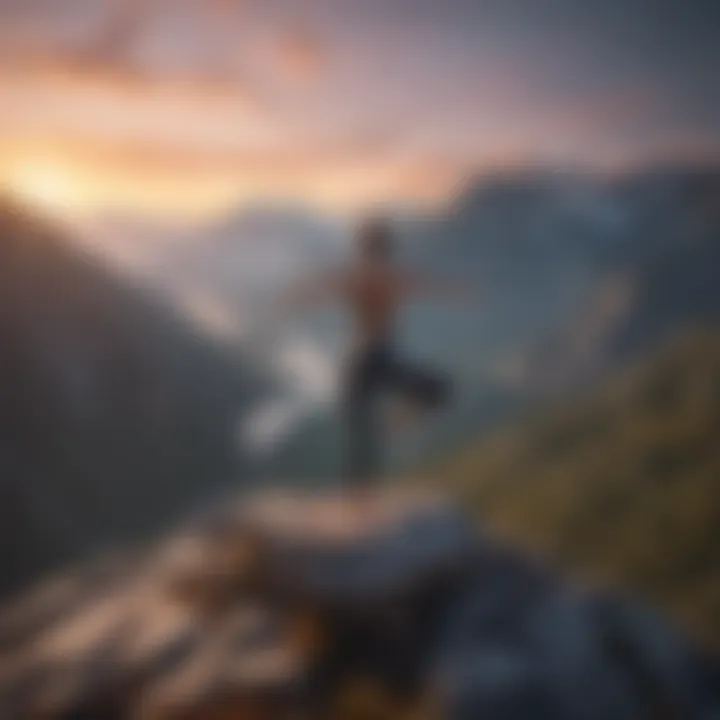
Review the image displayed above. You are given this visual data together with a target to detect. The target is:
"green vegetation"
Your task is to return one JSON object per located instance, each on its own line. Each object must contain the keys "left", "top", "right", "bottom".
{"left": 433, "top": 328, "right": 720, "bottom": 648}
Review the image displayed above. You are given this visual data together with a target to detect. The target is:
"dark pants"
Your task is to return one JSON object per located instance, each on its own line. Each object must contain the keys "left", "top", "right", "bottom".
{"left": 342, "top": 339, "right": 450, "bottom": 484}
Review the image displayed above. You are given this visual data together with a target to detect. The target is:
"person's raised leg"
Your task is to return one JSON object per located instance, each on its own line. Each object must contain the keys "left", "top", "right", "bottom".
{"left": 386, "top": 356, "right": 451, "bottom": 434}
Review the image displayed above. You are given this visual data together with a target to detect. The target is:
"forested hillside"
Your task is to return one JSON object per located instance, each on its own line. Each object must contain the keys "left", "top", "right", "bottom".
{"left": 434, "top": 329, "right": 720, "bottom": 647}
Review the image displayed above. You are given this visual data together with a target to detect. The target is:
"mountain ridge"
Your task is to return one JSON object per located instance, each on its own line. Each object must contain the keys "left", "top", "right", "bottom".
{"left": 0, "top": 196, "right": 269, "bottom": 598}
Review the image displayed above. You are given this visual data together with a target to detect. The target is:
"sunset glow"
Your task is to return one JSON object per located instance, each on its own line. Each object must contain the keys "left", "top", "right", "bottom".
{"left": 9, "top": 160, "right": 84, "bottom": 212}
{"left": 0, "top": 0, "right": 717, "bottom": 222}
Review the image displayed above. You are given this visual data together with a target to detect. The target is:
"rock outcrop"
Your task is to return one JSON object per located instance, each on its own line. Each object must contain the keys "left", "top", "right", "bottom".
{"left": 0, "top": 489, "right": 717, "bottom": 719}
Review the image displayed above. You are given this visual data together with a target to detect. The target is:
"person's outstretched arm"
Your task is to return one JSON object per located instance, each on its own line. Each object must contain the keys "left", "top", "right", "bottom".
{"left": 274, "top": 269, "right": 346, "bottom": 316}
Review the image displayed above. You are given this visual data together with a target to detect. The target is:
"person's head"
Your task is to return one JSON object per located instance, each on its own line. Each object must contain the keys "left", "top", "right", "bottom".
{"left": 355, "top": 217, "right": 394, "bottom": 264}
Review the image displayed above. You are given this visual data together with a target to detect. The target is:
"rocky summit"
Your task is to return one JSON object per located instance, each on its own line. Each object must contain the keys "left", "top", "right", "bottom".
{"left": 0, "top": 489, "right": 717, "bottom": 720}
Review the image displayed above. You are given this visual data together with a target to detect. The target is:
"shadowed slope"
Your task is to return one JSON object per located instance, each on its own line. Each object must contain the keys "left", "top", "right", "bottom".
{"left": 0, "top": 196, "right": 268, "bottom": 598}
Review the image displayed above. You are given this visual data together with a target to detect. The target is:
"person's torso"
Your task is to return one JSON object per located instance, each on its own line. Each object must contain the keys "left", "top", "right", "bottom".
{"left": 342, "top": 265, "right": 403, "bottom": 345}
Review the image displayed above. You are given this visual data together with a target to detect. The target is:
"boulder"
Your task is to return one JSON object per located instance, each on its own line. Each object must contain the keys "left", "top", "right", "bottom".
{"left": 0, "top": 489, "right": 716, "bottom": 719}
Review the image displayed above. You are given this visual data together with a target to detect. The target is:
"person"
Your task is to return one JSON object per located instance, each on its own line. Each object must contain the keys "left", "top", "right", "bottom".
{"left": 281, "top": 217, "right": 473, "bottom": 488}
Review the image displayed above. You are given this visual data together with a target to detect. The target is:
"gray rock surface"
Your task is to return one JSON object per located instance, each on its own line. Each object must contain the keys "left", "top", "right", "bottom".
{"left": 0, "top": 489, "right": 717, "bottom": 719}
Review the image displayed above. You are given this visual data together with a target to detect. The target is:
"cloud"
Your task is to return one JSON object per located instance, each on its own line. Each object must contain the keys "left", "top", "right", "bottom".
{"left": 0, "top": 0, "right": 268, "bottom": 106}
{"left": 2, "top": 0, "right": 711, "bottom": 220}
{"left": 0, "top": 62, "right": 448, "bottom": 219}
{"left": 0, "top": 68, "right": 272, "bottom": 153}
{"left": 239, "top": 330, "right": 338, "bottom": 455}
{"left": 241, "top": 398, "right": 299, "bottom": 454}
{"left": 273, "top": 27, "right": 326, "bottom": 84}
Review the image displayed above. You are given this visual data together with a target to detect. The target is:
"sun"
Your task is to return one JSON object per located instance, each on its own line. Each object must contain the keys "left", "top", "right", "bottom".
{"left": 7, "top": 159, "right": 85, "bottom": 215}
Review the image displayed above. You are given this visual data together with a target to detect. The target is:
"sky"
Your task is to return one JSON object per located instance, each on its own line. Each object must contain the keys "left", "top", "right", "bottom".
{"left": 0, "top": 0, "right": 718, "bottom": 222}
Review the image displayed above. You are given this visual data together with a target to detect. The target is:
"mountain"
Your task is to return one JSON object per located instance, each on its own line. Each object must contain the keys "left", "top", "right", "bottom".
{"left": 262, "top": 164, "right": 720, "bottom": 478}
{"left": 404, "top": 164, "right": 720, "bottom": 359}
{"left": 0, "top": 197, "right": 271, "bottom": 598}
{"left": 71, "top": 164, "right": 720, "bottom": 482}
{"left": 526, "top": 232, "right": 720, "bottom": 394}
{"left": 433, "top": 328, "right": 720, "bottom": 648}
{"left": 0, "top": 488, "right": 717, "bottom": 719}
